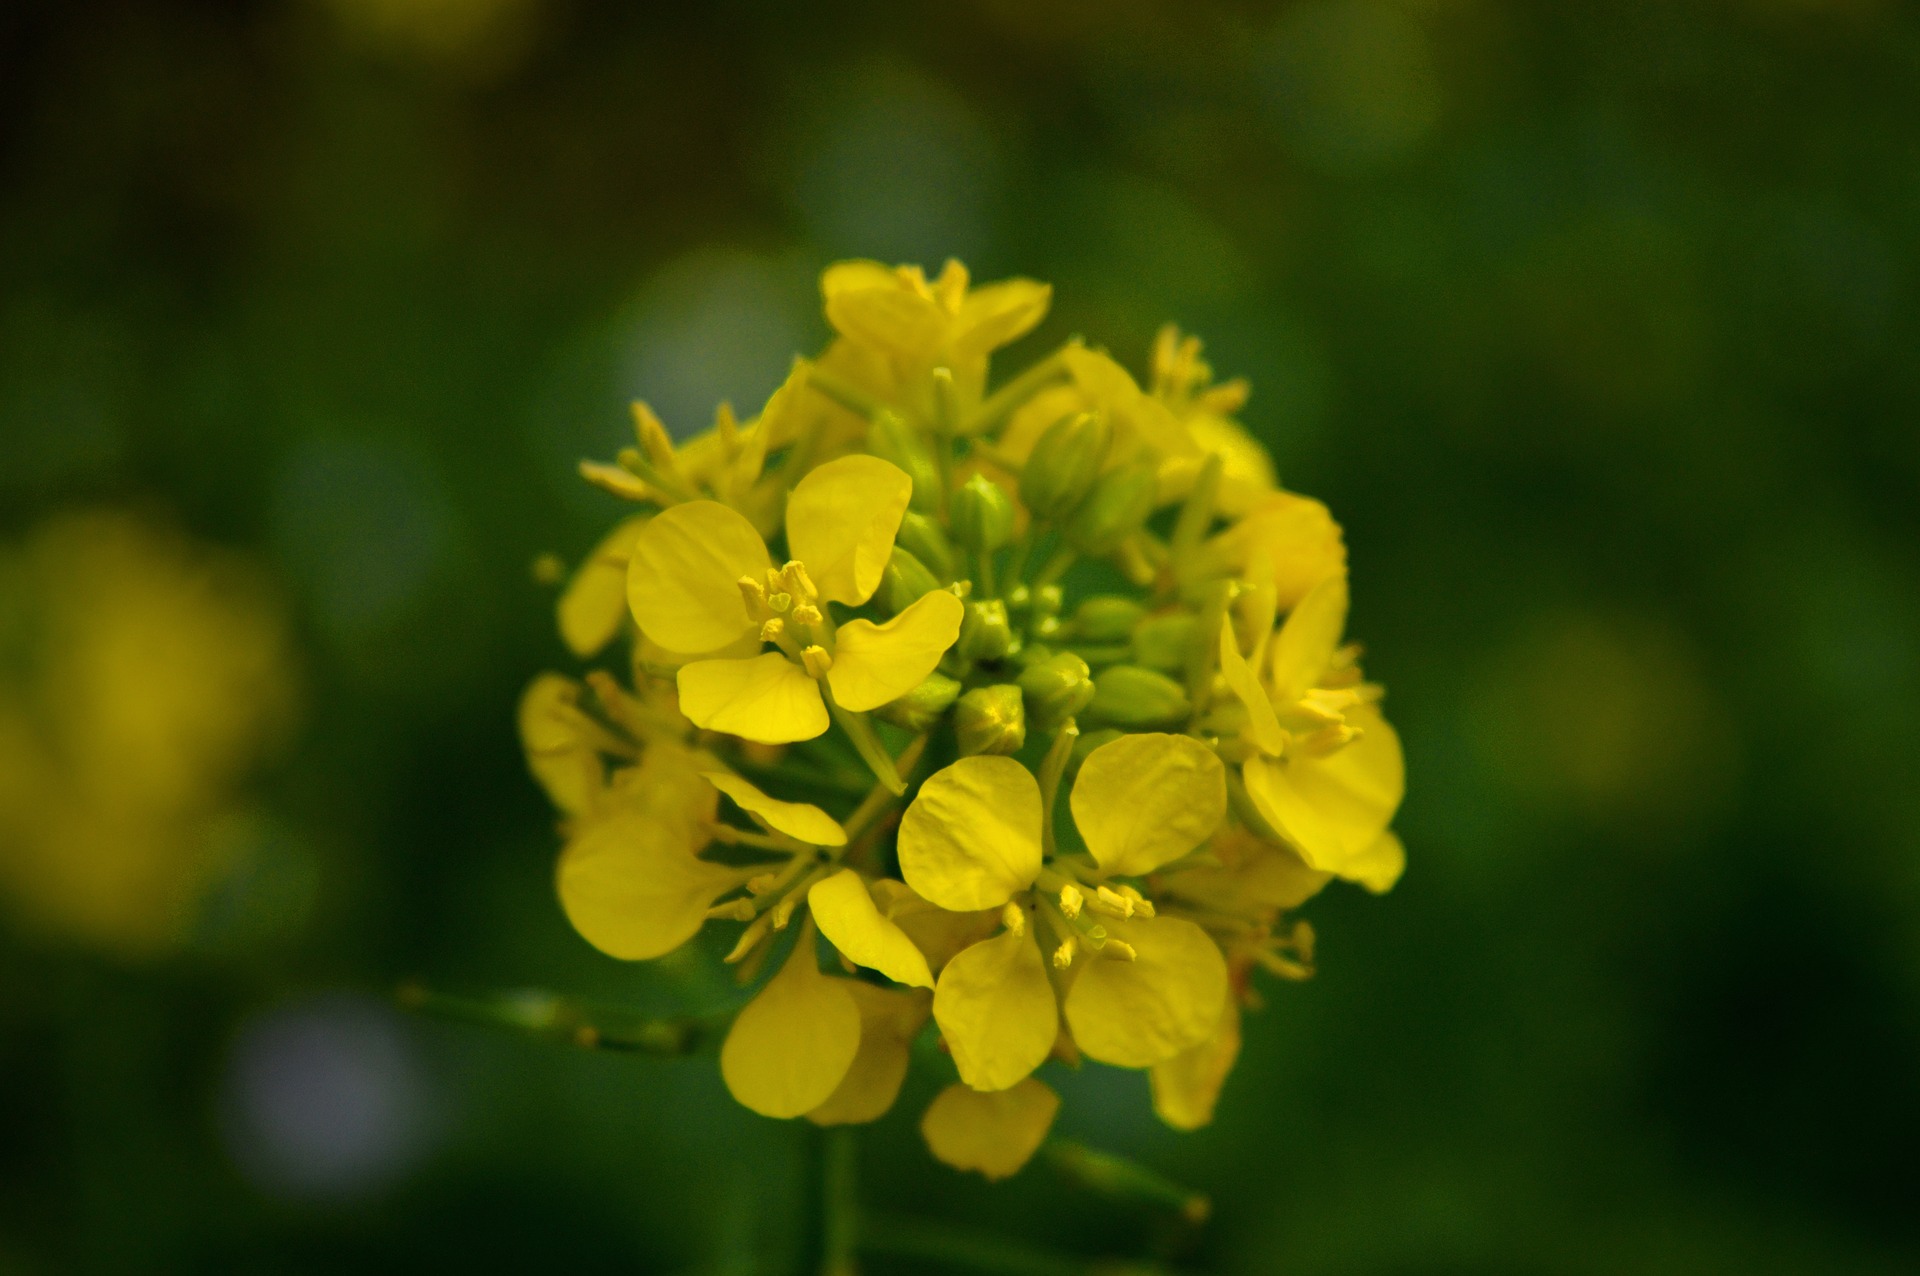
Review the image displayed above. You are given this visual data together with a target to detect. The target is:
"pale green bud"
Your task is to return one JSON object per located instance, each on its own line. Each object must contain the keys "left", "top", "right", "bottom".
{"left": 1070, "top": 595, "right": 1146, "bottom": 643}
{"left": 1085, "top": 665, "right": 1191, "bottom": 729}
{"left": 1064, "top": 461, "right": 1159, "bottom": 555}
{"left": 895, "top": 511, "right": 956, "bottom": 581}
{"left": 950, "top": 473, "right": 1016, "bottom": 554}
{"left": 1132, "top": 613, "right": 1199, "bottom": 673}
{"left": 956, "top": 684, "right": 1027, "bottom": 756}
{"left": 1017, "top": 651, "right": 1094, "bottom": 733}
{"left": 1019, "top": 411, "right": 1111, "bottom": 520}
{"left": 867, "top": 411, "right": 942, "bottom": 514}
{"left": 958, "top": 597, "right": 1017, "bottom": 662}
{"left": 873, "top": 671, "right": 962, "bottom": 732}
{"left": 878, "top": 548, "right": 942, "bottom": 615}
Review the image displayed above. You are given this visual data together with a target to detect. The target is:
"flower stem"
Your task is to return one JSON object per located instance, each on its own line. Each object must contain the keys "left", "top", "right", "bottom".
{"left": 826, "top": 693, "right": 905, "bottom": 795}
{"left": 1041, "top": 1139, "right": 1212, "bottom": 1225}
{"left": 861, "top": 1214, "right": 1171, "bottom": 1276}
{"left": 394, "top": 982, "right": 715, "bottom": 1056}
{"left": 820, "top": 1127, "right": 860, "bottom": 1276}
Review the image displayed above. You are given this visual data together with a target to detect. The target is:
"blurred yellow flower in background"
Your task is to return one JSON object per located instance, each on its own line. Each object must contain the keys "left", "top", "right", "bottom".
{"left": 0, "top": 511, "right": 299, "bottom": 956}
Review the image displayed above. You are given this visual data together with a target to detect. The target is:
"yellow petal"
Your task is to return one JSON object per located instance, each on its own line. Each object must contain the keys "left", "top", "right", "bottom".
{"left": 1200, "top": 492, "right": 1346, "bottom": 611}
{"left": 806, "top": 984, "right": 930, "bottom": 1127}
{"left": 826, "top": 588, "right": 964, "bottom": 712}
{"left": 1151, "top": 1000, "right": 1241, "bottom": 1131}
{"left": 1064, "top": 916, "right": 1227, "bottom": 1068}
{"left": 1269, "top": 572, "right": 1349, "bottom": 704}
{"left": 1159, "top": 827, "right": 1330, "bottom": 913}
{"left": 933, "top": 924, "right": 1058, "bottom": 1091}
{"left": 1242, "top": 704, "right": 1403, "bottom": 878}
{"left": 822, "top": 263, "right": 946, "bottom": 360}
{"left": 897, "top": 756, "right": 1043, "bottom": 911}
{"left": 557, "top": 515, "right": 651, "bottom": 658}
{"left": 1070, "top": 733, "right": 1226, "bottom": 877}
{"left": 626, "top": 500, "right": 770, "bottom": 653}
{"left": 1219, "top": 625, "right": 1286, "bottom": 757}
{"left": 556, "top": 810, "right": 732, "bottom": 960}
{"left": 786, "top": 455, "right": 913, "bottom": 606}
{"left": 919, "top": 1078, "right": 1060, "bottom": 1181}
{"left": 676, "top": 653, "right": 828, "bottom": 744}
{"left": 950, "top": 279, "right": 1051, "bottom": 360}
{"left": 809, "top": 869, "right": 934, "bottom": 989}
{"left": 703, "top": 771, "right": 846, "bottom": 846}
{"left": 517, "top": 674, "right": 603, "bottom": 816}
{"left": 867, "top": 879, "right": 1001, "bottom": 975}
{"left": 1347, "top": 829, "right": 1407, "bottom": 895}
{"left": 720, "top": 927, "right": 862, "bottom": 1119}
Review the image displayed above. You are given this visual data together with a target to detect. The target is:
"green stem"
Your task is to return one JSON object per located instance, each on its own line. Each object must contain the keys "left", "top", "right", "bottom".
{"left": 963, "top": 347, "right": 1072, "bottom": 438}
{"left": 1032, "top": 544, "right": 1078, "bottom": 590}
{"left": 396, "top": 983, "right": 715, "bottom": 1056}
{"left": 1036, "top": 723, "right": 1079, "bottom": 858}
{"left": 821, "top": 1128, "right": 860, "bottom": 1276}
{"left": 826, "top": 693, "right": 905, "bottom": 795}
{"left": 805, "top": 364, "right": 890, "bottom": 422}
{"left": 1041, "top": 1138, "right": 1212, "bottom": 1225}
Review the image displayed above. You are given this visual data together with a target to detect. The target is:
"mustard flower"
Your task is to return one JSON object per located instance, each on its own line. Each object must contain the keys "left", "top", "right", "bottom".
{"left": 516, "top": 256, "right": 1408, "bottom": 1182}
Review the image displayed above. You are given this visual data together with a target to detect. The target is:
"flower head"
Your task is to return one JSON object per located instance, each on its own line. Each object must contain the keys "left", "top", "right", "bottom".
{"left": 519, "top": 257, "right": 1407, "bottom": 1180}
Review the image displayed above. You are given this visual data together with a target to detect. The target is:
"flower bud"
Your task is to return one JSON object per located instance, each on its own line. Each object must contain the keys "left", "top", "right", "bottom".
{"left": 895, "top": 511, "right": 956, "bottom": 581}
{"left": 1064, "top": 461, "right": 1159, "bottom": 555}
{"left": 1070, "top": 595, "right": 1145, "bottom": 643}
{"left": 877, "top": 547, "right": 942, "bottom": 615}
{"left": 1017, "top": 651, "right": 1094, "bottom": 733}
{"left": 1019, "top": 411, "right": 1111, "bottom": 520}
{"left": 873, "top": 671, "right": 962, "bottom": 732}
{"left": 956, "top": 685, "right": 1026, "bottom": 756}
{"left": 1132, "top": 613, "right": 1199, "bottom": 673}
{"left": 958, "top": 598, "right": 1017, "bottom": 662}
{"left": 867, "top": 410, "right": 942, "bottom": 514}
{"left": 1085, "top": 665, "right": 1191, "bottom": 729}
{"left": 950, "top": 473, "right": 1016, "bottom": 554}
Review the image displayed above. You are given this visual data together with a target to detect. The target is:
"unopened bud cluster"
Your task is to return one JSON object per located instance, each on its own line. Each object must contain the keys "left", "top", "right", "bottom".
{"left": 521, "top": 259, "right": 1405, "bottom": 1179}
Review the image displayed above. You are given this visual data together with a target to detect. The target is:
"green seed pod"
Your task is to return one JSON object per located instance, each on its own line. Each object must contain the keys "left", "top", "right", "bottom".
{"left": 1019, "top": 411, "right": 1111, "bottom": 520}
{"left": 958, "top": 598, "right": 1017, "bottom": 662}
{"left": 867, "top": 410, "right": 942, "bottom": 514}
{"left": 1084, "top": 664, "right": 1191, "bottom": 729}
{"left": 1070, "top": 595, "right": 1146, "bottom": 643}
{"left": 950, "top": 473, "right": 1016, "bottom": 554}
{"left": 873, "top": 671, "right": 962, "bottom": 732}
{"left": 1064, "top": 461, "right": 1159, "bottom": 556}
{"left": 1017, "top": 651, "right": 1094, "bottom": 733}
{"left": 894, "top": 511, "right": 956, "bottom": 581}
{"left": 1132, "top": 613, "right": 1199, "bottom": 673}
{"left": 955, "top": 684, "right": 1027, "bottom": 756}
{"left": 877, "top": 548, "right": 942, "bottom": 615}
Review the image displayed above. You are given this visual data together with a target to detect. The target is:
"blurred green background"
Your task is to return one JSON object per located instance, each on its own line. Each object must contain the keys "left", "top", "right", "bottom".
{"left": 3, "top": 1, "right": 1918, "bottom": 1272}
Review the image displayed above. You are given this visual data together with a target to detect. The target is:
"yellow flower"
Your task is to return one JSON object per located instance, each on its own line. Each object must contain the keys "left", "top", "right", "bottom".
{"left": 625, "top": 454, "right": 964, "bottom": 743}
{"left": 1150, "top": 1000, "right": 1241, "bottom": 1132}
{"left": 895, "top": 735, "right": 1229, "bottom": 1088}
{"left": 822, "top": 258, "right": 1051, "bottom": 402}
{"left": 720, "top": 919, "right": 864, "bottom": 1119}
{"left": 1218, "top": 573, "right": 1406, "bottom": 887}
{"left": 1193, "top": 490, "right": 1348, "bottom": 612}
{"left": 555, "top": 515, "right": 651, "bottom": 659}
{"left": 1149, "top": 325, "right": 1276, "bottom": 517}
{"left": 0, "top": 511, "right": 297, "bottom": 956}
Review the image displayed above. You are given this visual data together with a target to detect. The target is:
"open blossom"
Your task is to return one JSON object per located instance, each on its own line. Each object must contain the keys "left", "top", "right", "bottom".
{"left": 520, "top": 257, "right": 1406, "bottom": 1179}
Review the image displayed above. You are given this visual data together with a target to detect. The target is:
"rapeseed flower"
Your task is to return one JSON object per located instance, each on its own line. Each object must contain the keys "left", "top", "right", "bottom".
{"left": 519, "top": 257, "right": 1407, "bottom": 1180}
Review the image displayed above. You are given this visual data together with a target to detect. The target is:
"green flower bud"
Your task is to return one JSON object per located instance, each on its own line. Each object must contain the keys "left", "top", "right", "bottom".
{"left": 1070, "top": 595, "right": 1146, "bottom": 643}
{"left": 1064, "top": 461, "right": 1159, "bottom": 555}
{"left": 867, "top": 410, "right": 941, "bottom": 514}
{"left": 873, "top": 671, "right": 962, "bottom": 732}
{"left": 955, "top": 684, "right": 1026, "bottom": 756}
{"left": 958, "top": 597, "right": 1017, "bottom": 662}
{"left": 1017, "top": 651, "right": 1094, "bottom": 733}
{"left": 878, "top": 548, "right": 942, "bottom": 615}
{"left": 895, "top": 511, "right": 956, "bottom": 581}
{"left": 1019, "top": 411, "right": 1111, "bottom": 520}
{"left": 1069, "top": 727, "right": 1124, "bottom": 774}
{"left": 1132, "top": 613, "right": 1199, "bottom": 673}
{"left": 950, "top": 473, "right": 1016, "bottom": 554}
{"left": 1085, "top": 665, "right": 1191, "bottom": 729}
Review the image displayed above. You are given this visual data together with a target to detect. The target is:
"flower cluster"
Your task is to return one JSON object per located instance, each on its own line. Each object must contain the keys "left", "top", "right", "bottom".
{"left": 522, "top": 259, "right": 1405, "bottom": 1179}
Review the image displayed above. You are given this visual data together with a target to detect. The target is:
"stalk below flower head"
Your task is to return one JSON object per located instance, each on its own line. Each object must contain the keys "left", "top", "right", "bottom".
{"left": 521, "top": 258, "right": 1406, "bottom": 1178}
